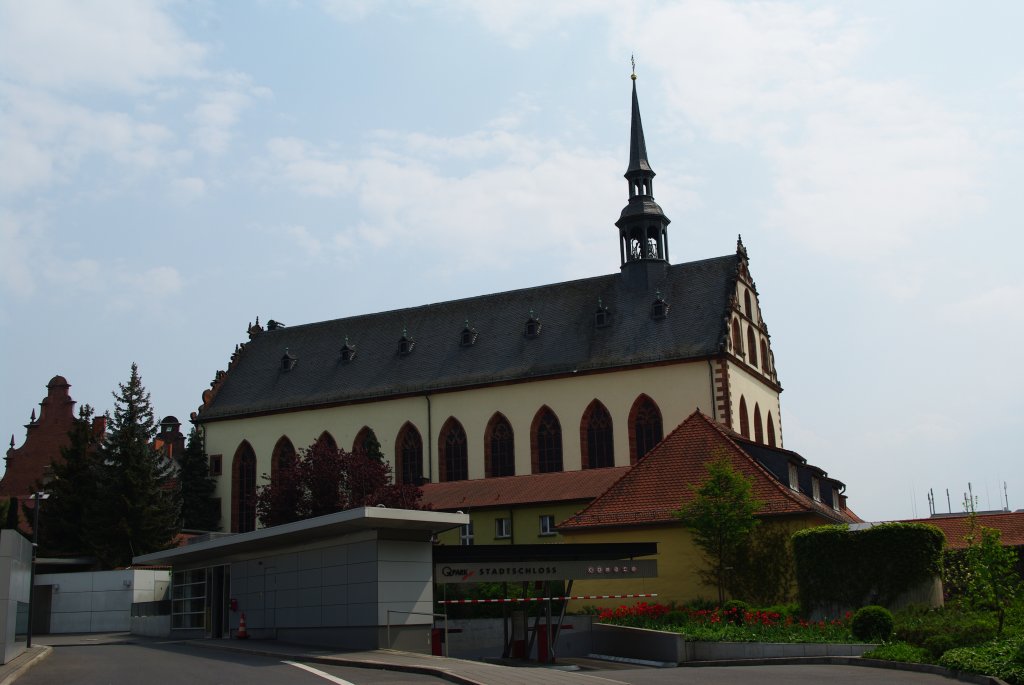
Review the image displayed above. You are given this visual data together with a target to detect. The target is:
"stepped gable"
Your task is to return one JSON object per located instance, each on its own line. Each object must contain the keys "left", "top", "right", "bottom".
{"left": 420, "top": 466, "right": 630, "bottom": 511}
{"left": 198, "top": 255, "right": 741, "bottom": 422}
{"left": 558, "top": 411, "right": 859, "bottom": 530}
{"left": 1, "top": 375, "right": 78, "bottom": 499}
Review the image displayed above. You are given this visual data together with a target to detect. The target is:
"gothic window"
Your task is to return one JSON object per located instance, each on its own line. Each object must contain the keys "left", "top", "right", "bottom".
{"left": 767, "top": 412, "right": 777, "bottom": 447}
{"left": 531, "top": 407, "right": 563, "bottom": 474}
{"left": 651, "top": 293, "right": 668, "bottom": 320}
{"left": 395, "top": 423, "right": 423, "bottom": 485}
{"left": 744, "top": 290, "right": 753, "bottom": 318}
{"left": 460, "top": 321, "right": 478, "bottom": 347}
{"left": 747, "top": 326, "right": 758, "bottom": 368}
{"left": 731, "top": 319, "right": 743, "bottom": 356}
{"left": 231, "top": 441, "right": 257, "bottom": 533}
{"left": 738, "top": 396, "right": 750, "bottom": 439}
{"left": 485, "top": 413, "right": 515, "bottom": 478}
{"left": 629, "top": 395, "right": 663, "bottom": 464}
{"left": 524, "top": 312, "right": 541, "bottom": 338}
{"left": 271, "top": 436, "right": 296, "bottom": 480}
{"left": 353, "top": 426, "right": 380, "bottom": 459}
{"left": 760, "top": 338, "right": 770, "bottom": 373}
{"left": 439, "top": 418, "right": 468, "bottom": 482}
{"left": 754, "top": 404, "right": 764, "bottom": 444}
{"left": 316, "top": 431, "right": 337, "bottom": 452}
{"left": 581, "top": 400, "right": 614, "bottom": 469}
{"left": 398, "top": 331, "right": 415, "bottom": 356}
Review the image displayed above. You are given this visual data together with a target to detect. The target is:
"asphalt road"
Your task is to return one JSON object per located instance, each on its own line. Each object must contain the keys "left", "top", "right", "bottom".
{"left": 19, "top": 642, "right": 448, "bottom": 685}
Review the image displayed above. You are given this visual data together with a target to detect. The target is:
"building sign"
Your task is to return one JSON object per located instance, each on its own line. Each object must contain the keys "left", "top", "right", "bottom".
{"left": 434, "top": 559, "right": 657, "bottom": 584}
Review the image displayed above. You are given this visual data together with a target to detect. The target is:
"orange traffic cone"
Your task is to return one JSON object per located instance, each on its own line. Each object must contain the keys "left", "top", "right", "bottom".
{"left": 236, "top": 612, "right": 249, "bottom": 639}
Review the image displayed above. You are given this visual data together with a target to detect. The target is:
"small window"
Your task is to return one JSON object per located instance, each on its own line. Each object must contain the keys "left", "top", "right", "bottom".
{"left": 832, "top": 488, "right": 842, "bottom": 511}
{"left": 539, "top": 514, "right": 556, "bottom": 537}
{"left": 594, "top": 300, "right": 610, "bottom": 328}
{"left": 281, "top": 349, "right": 297, "bottom": 371}
{"left": 398, "top": 330, "right": 415, "bottom": 356}
{"left": 524, "top": 311, "right": 541, "bottom": 338}
{"left": 460, "top": 521, "right": 474, "bottom": 546}
{"left": 340, "top": 338, "right": 356, "bottom": 362}
{"left": 788, "top": 463, "right": 799, "bottom": 491}
{"left": 495, "top": 518, "right": 511, "bottom": 539}
{"left": 812, "top": 477, "right": 821, "bottom": 502}
{"left": 209, "top": 454, "right": 223, "bottom": 477}
{"left": 651, "top": 292, "right": 668, "bottom": 320}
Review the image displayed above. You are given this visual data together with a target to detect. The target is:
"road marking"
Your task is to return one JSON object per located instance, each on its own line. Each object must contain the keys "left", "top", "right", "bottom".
{"left": 283, "top": 660, "right": 357, "bottom": 685}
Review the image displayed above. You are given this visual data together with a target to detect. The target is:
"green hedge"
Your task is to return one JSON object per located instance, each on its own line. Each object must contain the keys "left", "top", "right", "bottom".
{"left": 793, "top": 523, "right": 944, "bottom": 611}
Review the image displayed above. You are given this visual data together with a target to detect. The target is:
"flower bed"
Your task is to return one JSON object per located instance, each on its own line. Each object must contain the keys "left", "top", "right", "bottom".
{"left": 593, "top": 601, "right": 857, "bottom": 643}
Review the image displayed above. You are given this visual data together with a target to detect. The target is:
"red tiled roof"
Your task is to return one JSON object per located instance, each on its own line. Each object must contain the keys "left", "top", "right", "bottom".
{"left": 559, "top": 411, "right": 859, "bottom": 530}
{"left": 420, "top": 466, "right": 630, "bottom": 511}
{"left": 896, "top": 512, "right": 1024, "bottom": 549}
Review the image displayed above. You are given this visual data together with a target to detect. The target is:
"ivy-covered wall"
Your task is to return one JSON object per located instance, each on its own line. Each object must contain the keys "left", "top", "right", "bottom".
{"left": 793, "top": 523, "right": 945, "bottom": 611}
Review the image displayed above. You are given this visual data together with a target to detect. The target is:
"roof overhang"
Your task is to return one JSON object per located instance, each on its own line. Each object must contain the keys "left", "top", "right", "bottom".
{"left": 132, "top": 507, "right": 469, "bottom": 567}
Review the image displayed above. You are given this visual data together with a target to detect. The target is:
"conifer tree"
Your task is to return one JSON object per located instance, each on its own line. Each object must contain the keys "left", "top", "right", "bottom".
{"left": 178, "top": 427, "right": 220, "bottom": 531}
{"left": 35, "top": 404, "right": 104, "bottom": 555}
{"left": 89, "top": 364, "right": 180, "bottom": 567}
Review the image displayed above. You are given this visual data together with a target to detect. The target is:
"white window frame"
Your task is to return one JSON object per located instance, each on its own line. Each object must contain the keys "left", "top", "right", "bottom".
{"left": 495, "top": 518, "right": 511, "bottom": 539}
{"left": 812, "top": 477, "right": 821, "bottom": 502}
{"left": 787, "top": 463, "right": 799, "bottom": 491}
{"left": 539, "top": 514, "right": 556, "bottom": 537}
{"left": 459, "top": 521, "right": 474, "bottom": 546}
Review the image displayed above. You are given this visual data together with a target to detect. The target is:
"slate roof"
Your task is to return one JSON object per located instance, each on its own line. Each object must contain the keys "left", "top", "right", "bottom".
{"left": 198, "top": 255, "right": 742, "bottom": 422}
{"left": 419, "top": 466, "right": 631, "bottom": 511}
{"left": 895, "top": 512, "right": 1024, "bottom": 549}
{"left": 558, "top": 411, "right": 860, "bottom": 531}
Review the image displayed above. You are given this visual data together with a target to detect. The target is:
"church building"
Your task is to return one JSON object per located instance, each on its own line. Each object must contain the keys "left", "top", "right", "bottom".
{"left": 195, "top": 75, "right": 783, "bottom": 533}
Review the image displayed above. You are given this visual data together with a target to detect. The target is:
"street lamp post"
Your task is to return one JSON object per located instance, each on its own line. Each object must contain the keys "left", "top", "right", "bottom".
{"left": 26, "top": 491, "right": 49, "bottom": 648}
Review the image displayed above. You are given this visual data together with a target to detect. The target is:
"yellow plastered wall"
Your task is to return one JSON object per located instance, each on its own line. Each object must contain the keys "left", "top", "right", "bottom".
{"left": 727, "top": 362, "right": 783, "bottom": 445}
{"left": 205, "top": 360, "right": 722, "bottom": 526}
{"left": 434, "top": 501, "right": 590, "bottom": 546}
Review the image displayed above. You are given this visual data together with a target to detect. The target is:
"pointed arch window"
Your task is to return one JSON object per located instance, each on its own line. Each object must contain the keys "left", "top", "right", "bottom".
{"left": 629, "top": 395, "right": 663, "bottom": 464}
{"left": 485, "top": 413, "right": 515, "bottom": 478}
{"left": 353, "top": 426, "right": 380, "bottom": 459}
{"left": 439, "top": 418, "right": 468, "bottom": 482}
{"left": 531, "top": 407, "right": 563, "bottom": 474}
{"left": 767, "top": 412, "right": 777, "bottom": 447}
{"left": 747, "top": 326, "right": 758, "bottom": 368}
{"left": 271, "top": 436, "right": 296, "bottom": 481}
{"left": 738, "top": 396, "right": 750, "bottom": 439}
{"left": 731, "top": 319, "right": 743, "bottom": 356}
{"left": 316, "top": 431, "right": 337, "bottom": 452}
{"left": 744, "top": 290, "right": 753, "bottom": 318}
{"left": 395, "top": 423, "right": 423, "bottom": 485}
{"left": 754, "top": 404, "right": 764, "bottom": 444}
{"left": 760, "top": 338, "right": 770, "bottom": 374}
{"left": 231, "top": 441, "right": 257, "bottom": 533}
{"left": 581, "top": 400, "right": 614, "bottom": 469}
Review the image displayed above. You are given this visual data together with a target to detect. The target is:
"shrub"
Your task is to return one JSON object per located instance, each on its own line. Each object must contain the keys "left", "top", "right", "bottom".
{"left": 939, "top": 637, "right": 1024, "bottom": 685}
{"left": 922, "top": 634, "right": 957, "bottom": 660}
{"left": 663, "top": 611, "right": 688, "bottom": 626}
{"left": 851, "top": 605, "right": 894, "bottom": 642}
{"left": 894, "top": 609, "right": 996, "bottom": 652}
{"left": 722, "top": 600, "right": 751, "bottom": 625}
{"left": 863, "top": 642, "right": 929, "bottom": 664}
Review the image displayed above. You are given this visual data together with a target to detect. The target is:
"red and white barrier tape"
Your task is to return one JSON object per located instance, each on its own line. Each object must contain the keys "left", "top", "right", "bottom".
{"left": 438, "top": 593, "right": 657, "bottom": 605}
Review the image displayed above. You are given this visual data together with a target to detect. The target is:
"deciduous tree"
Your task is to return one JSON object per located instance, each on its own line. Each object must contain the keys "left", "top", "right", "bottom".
{"left": 257, "top": 439, "right": 424, "bottom": 527}
{"left": 674, "top": 456, "right": 761, "bottom": 604}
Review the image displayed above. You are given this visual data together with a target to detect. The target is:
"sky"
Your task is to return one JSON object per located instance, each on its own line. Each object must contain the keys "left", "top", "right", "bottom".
{"left": 2, "top": 0, "right": 1021, "bottom": 522}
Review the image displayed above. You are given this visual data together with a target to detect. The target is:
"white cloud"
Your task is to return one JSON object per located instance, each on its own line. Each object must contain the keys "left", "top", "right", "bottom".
{"left": 190, "top": 76, "right": 270, "bottom": 156}
{"left": 0, "top": 209, "right": 41, "bottom": 297}
{"left": 169, "top": 176, "right": 207, "bottom": 202}
{"left": 267, "top": 137, "right": 355, "bottom": 197}
{"left": 623, "top": 1, "right": 987, "bottom": 260}
{"left": 0, "top": 0, "right": 205, "bottom": 93}
{"left": 941, "top": 285, "right": 1024, "bottom": 326}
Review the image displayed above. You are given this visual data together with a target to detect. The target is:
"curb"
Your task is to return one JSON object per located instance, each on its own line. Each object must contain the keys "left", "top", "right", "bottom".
{"left": 0, "top": 646, "right": 52, "bottom": 685}
{"left": 683, "top": 655, "right": 1011, "bottom": 685}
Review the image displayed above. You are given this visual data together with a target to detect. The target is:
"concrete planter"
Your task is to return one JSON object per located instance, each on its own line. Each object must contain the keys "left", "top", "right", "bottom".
{"left": 592, "top": 623, "right": 875, "bottom": 664}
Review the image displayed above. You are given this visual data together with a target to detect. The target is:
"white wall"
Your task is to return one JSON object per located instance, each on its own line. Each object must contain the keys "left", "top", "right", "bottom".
{"left": 35, "top": 569, "right": 170, "bottom": 634}
{"left": 0, "top": 531, "right": 31, "bottom": 664}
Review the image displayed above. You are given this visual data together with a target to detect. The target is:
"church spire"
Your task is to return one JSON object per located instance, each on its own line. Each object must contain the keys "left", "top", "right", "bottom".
{"left": 616, "top": 59, "right": 671, "bottom": 288}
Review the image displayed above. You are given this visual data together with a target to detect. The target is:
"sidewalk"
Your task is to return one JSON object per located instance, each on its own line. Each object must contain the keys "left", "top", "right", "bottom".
{"left": 0, "top": 646, "right": 52, "bottom": 685}
{"left": 190, "top": 638, "right": 626, "bottom": 685}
